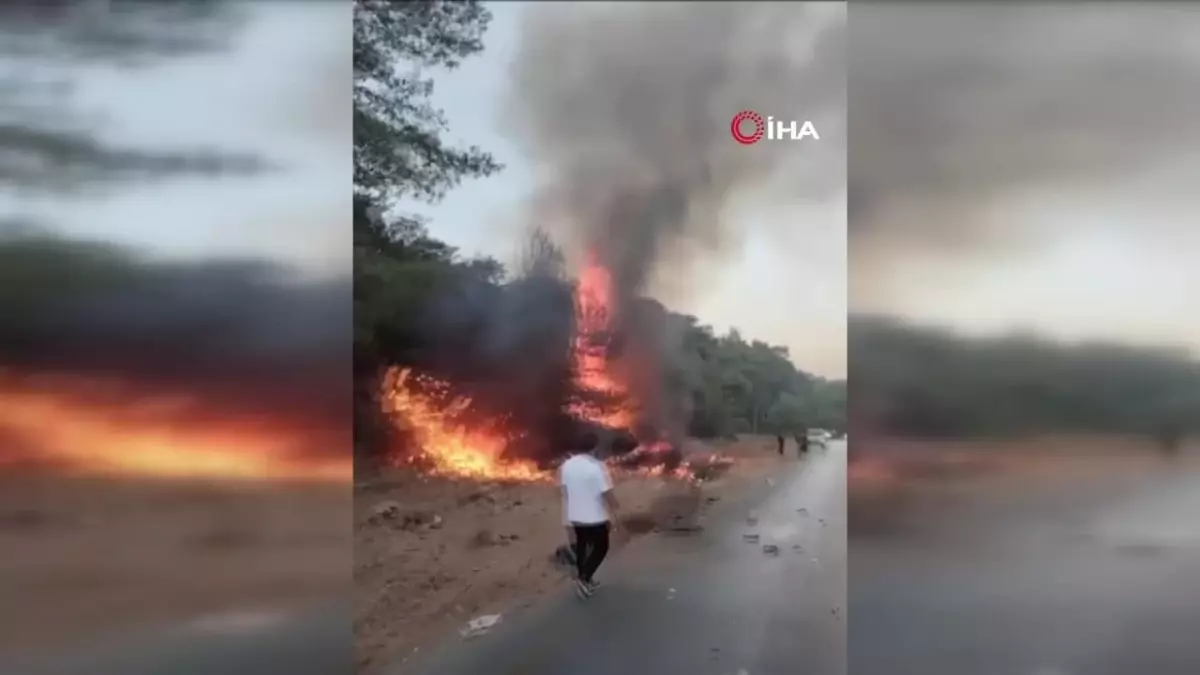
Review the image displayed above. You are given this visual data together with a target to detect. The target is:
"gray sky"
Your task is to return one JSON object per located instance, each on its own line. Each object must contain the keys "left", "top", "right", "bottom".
{"left": 850, "top": 4, "right": 1200, "bottom": 356}
{"left": 405, "top": 3, "right": 848, "bottom": 379}
{"left": 2, "top": 3, "right": 351, "bottom": 277}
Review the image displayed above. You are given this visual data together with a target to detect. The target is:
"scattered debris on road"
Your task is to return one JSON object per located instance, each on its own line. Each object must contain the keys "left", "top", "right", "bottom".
{"left": 762, "top": 544, "right": 780, "bottom": 555}
{"left": 797, "top": 508, "right": 808, "bottom": 516}
{"left": 742, "top": 533, "right": 760, "bottom": 543}
{"left": 355, "top": 440, "right": 785, "bottom": 667}
{"left": 460, "top": 613, "right": 502, "bottom": 639}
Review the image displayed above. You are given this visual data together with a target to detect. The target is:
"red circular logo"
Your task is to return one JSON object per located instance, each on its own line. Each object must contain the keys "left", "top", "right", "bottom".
{"left": 730, "top": 110, "right": 765, "bottom": 145}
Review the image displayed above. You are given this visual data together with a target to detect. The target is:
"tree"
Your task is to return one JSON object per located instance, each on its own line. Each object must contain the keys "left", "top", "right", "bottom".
{"left": 353, "top": 0, "right": 502, "bottom": 203}
{"left": 348, "top": 2, "right": 848, "bottom": 464}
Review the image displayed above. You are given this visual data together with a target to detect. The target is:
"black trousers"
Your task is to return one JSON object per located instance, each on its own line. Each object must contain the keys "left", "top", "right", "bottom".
{"left": 572, "top": 522, "right": 611, "bottom": 583}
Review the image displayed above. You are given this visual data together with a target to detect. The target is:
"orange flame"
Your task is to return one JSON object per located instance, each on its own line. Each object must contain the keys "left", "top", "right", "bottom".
{"left": 373, "top": 253, "right": 713, "bottom": 484}
{"left": 569, "top": 252, "right": 637, "bottom": 429}
{"left": 0, "top": 372, "right": 350, "bottom": 482}
{"left": 380, "top": 367, "right": 546, "bottom": 482}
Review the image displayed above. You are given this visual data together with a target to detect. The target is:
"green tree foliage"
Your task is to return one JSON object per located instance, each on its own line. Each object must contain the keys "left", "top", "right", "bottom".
{"left": 851, "top": 315, "right": 1200, "bottom": 447}
{"left": 354, "top": 0, "right": 501, "bottom": 202}
{"left": 351, "top": 1, "right": 846, "bottom": 460}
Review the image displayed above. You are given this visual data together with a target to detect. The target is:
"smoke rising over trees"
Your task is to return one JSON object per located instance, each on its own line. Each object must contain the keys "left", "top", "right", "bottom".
{"left": 352, "top": 1, "right": 845, "bottom": 464}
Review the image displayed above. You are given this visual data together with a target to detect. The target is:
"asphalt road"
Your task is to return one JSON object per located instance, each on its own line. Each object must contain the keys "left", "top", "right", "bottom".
{"left": 851, "top": 458, "right": 1200, "bottom": 675}
{"left": 0, "top": 604, "right": 351, "bottom": 675}
{"left": 398, "top": 441, "right": 847, "bottom": 675}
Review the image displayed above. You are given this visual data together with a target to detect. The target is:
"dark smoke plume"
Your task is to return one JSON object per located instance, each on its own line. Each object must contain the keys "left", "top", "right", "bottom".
{"left": 850, "top": 3, "right": 1200, "bottom": 252}
{"left": 502, "top": 2, "right": 845, "bottom": 300}
{"left": 0, "top": 232, "right": 350, "bottom": 456}
{"left": 494, "top": 3, "right": 844, "bottom": 443}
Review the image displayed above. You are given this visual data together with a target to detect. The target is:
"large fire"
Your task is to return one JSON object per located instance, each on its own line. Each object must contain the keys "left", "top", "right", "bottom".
{"left": 379, "top": 367, "right": 544, "bottom": 482}
{"left": 0, "top": 372, "right": 350, "bottom": 482}
{"left": 380, "top": 253, "right": 695, "bottom": 483}
{"left": 569, "top": 253, "right": 637, "bottom": 429}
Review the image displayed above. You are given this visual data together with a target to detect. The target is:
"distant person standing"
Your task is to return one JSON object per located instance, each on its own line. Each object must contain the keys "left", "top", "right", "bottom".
{"left": 560, "top": 431, "right": 619, "bottom": 599}
{"left": 776, "top": 434, "right": 785, "bottom": 455}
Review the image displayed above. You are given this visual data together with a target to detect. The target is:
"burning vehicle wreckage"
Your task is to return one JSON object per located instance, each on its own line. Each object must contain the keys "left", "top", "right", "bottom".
{"left": 371, "top": 250, "right": 733, "bottom": 486}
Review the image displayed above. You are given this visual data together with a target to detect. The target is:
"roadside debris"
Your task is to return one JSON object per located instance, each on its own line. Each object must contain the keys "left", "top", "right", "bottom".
{"left": 797, "top": 508, "right": 808, "bottom": 516}
{"left": 368, "top": 501, "right": 445, "bottom": 531}
{"left": 369, "top": 501, "right": 401, "bottom": 521}
{"left": 742, "top": 533, "right": 760, "bottom": 543}
{"left": 762, "top": 544, "right": 780, "bottom": 556}
{"left": 460, "top": 613, "right": 502, "bottom": 639}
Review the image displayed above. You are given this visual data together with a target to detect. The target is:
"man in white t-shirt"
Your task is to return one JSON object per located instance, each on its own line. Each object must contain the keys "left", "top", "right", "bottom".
{"left": 560, "top": 431, "right": 620, "bottom": 599}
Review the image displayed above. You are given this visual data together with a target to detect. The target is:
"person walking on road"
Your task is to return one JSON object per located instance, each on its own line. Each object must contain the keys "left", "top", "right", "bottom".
{"left": 776, "top": 434, "right": 785, "bottom": 456}
{"left": 560, "top": 431, "right": 620, "bottom": 600}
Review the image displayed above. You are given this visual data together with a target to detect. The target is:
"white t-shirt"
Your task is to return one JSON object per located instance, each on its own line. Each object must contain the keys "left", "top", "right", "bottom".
{"left": 559, "top": 453, "right": 614, "bottom": 525}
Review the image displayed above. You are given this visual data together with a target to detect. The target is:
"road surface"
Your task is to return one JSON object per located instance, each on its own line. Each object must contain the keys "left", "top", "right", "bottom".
{"left": 397, "top": 441, "right": 847, "bottom": 675}
{"left": 0, "top": 604, "right": 351, "bottom": 675}
{"left": 5, "top": 445, "right": 847, "bottom": 675}
{"left": 851, "top": 458, "right": 1200, "bottom": 675}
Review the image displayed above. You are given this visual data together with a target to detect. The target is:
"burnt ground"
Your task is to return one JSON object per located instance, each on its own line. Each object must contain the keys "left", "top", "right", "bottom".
{"left": 353, "top": 435, "right": 792, "bottom": 674}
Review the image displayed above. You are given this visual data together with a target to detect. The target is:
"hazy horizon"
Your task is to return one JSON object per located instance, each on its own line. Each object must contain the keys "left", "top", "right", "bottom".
{"left": 849, "top": 4, "right": 1200, "bottom": 360}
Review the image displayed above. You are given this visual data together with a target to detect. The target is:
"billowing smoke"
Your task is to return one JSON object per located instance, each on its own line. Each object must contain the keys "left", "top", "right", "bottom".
{"left": 502, "top": 2, "right": 845, "bottom": 300}
{"left": 850, "top": 4, "right": 1200, "bottom": 254}
{"left": 498, "top": 2, "right": 844, "bottom": 442}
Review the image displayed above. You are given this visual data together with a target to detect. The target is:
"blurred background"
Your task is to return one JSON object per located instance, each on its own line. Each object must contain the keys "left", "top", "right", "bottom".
{"left": 848, "top": 4, "right": 1200, "bottom": 674}
{"left": 0, "top": 2, "right": 351, "bottom": 672}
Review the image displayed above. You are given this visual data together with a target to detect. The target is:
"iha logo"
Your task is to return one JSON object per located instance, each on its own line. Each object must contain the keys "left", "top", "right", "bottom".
{"left": 730, "top": 110, "right": 820, "bottom": 145}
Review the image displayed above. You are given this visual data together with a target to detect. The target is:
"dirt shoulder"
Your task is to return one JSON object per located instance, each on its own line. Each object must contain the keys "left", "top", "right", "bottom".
{"left": 0, "top": 472, "right": 350, "bottom": 653}
{"left": 353, "top": 436, "right": 787, "bottom": 673}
